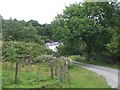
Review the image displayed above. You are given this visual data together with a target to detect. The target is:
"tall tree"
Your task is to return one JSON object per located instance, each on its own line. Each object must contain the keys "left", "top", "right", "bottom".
{"left": 51, "top": 2, "right": 120, "bottom": 62}
{"left": 2, "top": 19, "right": 44, "bottom": 44}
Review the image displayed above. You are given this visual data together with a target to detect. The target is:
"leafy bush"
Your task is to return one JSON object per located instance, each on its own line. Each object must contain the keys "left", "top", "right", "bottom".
{"left": 69, "top": 55, "right": 84, "bottom": 62}
{"left": 33, "top": 55, "right": 55, "bottom": 63}
{"left": 3, "top": 41, "right": 53, "bottom": 62}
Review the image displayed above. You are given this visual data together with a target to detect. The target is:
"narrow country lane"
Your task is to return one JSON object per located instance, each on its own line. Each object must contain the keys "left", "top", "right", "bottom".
{"left": 70, "top": 60, "right": 119, "bottom": 88}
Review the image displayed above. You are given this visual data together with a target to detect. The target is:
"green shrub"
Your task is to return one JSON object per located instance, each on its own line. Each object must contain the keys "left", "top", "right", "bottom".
{"left": 69, "top": 55, "right": 84, "bottom": 61}
{"left": 3, "top": 41, "right": 53, "bottom": 62}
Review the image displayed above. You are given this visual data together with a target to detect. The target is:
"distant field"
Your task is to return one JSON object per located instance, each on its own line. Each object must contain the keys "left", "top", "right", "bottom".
{"left": 2, "top": 62, "right": 110, "bottom": 88}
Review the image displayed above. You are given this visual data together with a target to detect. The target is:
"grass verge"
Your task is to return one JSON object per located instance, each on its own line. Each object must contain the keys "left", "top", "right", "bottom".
{"left": 2, "top": 62, "right": 110, "bottom": 88}
{"left": 46, "top": 66, "right": 110, "bottom": 88}
{"left": 69, "top": 55, "right": 119, "bottom": 69}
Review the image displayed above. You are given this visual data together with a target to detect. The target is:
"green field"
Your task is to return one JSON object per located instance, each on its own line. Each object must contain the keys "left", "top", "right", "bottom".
{"left": 2, "top": 62, "right": 110, "bottom": 88}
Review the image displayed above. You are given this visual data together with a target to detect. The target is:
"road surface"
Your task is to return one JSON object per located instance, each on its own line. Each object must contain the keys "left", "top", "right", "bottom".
{"left": 70, "top": 60, "right": 119, "bottom": 88}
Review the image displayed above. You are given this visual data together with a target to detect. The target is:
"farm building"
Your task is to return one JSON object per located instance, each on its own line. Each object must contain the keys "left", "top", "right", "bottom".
{"left": 45, "top": 42, "right": 61, "bottom": 52}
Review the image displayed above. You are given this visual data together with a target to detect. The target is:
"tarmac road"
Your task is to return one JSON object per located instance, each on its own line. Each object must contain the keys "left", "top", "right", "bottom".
{"left": 70, "top": 60, "right": 119, "bottom": 88}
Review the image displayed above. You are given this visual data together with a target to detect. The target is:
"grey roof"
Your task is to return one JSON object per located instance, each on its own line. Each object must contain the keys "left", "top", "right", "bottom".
{"left": 45, "top": 42, "right": 59, "bottom": 46}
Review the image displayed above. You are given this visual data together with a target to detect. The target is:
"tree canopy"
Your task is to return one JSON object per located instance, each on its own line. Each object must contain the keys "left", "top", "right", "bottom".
{"left": 51, "top": 2, "right": 120, "bottom": 63}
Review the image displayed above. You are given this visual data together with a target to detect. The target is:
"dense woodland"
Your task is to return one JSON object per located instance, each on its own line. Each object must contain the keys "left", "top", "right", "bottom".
{"left": 2, "top": 2, "right": 120, "bottom": 64}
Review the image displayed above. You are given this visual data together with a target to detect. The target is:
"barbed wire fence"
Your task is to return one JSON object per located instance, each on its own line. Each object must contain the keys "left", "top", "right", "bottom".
{"left": 3, "top": 54, "right": 72, "bottom": 87}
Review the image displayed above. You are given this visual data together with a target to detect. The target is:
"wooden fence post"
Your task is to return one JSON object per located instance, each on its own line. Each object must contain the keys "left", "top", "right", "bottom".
{"left": 54, "top": 67, "right": 57, "bottom": 77}
{"left": 60, "top": 65, "right": 64, "bottom": 82}
{"left": 36, "top": 64, "right": 40, "bottom": 81}
{"left": 15, "top": 61, "right": 18, "bottom": 83}
{"left": 50, "top": 61, "right": 54, "bottom": 79}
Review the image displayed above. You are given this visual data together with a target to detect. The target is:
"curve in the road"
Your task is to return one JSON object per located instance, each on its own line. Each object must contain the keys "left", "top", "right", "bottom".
{"left": 70, "top": 60, "right": 118, "bottom": 88}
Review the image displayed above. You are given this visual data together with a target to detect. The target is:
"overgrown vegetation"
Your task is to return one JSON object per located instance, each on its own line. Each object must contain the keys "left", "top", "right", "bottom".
{"left": 3, "top": 41, "right": 53, "bottom": 61}
{"left": 2, "top": 2, "right": 120, "bottom": 64}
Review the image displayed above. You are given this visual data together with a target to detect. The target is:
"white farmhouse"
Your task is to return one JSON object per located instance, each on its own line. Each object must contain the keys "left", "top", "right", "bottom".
{"left": 45, "top": 42, "right": 60, "bottom": 52}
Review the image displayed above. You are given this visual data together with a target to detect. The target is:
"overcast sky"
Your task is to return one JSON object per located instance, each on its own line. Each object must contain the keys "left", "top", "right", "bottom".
{"left": 0, "top": 0, "right": 83, "bottom": 24}
{"left": 0, "top": 0, "right": 119, "bottom": 24}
